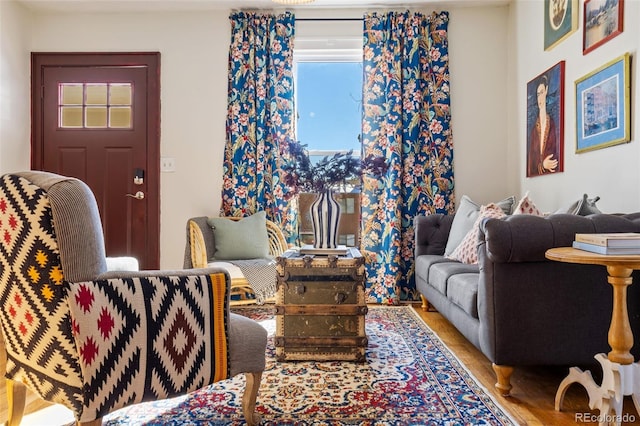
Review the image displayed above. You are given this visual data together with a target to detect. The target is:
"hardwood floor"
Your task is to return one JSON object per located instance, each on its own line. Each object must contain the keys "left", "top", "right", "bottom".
{"left": 2, "top": 304, "right": 640, "bottom": 425}
{"left": 411, "top": 303, "right": 640, "bottom": 425}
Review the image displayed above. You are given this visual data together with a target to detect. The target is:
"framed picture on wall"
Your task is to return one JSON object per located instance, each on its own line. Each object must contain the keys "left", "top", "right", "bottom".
{"left": 575, "top": 53, "right": 630, "bottom": 153}
{"left": 526, "top": 61, "right": 565, "bottom": 177}
{"left": 583, "top": 0, "right": 624, "bottom": 54}
{"left": 544, "top": 0, "right": 578, "bottom": 51}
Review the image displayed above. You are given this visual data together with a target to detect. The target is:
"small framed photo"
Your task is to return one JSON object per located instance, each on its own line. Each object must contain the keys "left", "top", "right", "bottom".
{"left": 575, "top": 53, "right": 631, "bottom": 153}
{"left": 583, "top": 0, "right": 624, "bottom": 54}
{"left": 526, "top": 61, "right": 565, "bottom": 177}
{"left": 544, "top": 0, "right": 578, "bottom": 51}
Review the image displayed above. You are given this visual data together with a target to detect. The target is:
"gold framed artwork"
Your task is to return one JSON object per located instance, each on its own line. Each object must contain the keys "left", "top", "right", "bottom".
{"left": 575, "top": 53, "right": 631, "bottom": 153}
{"left": 544, "top": 0, "right": 579, "bottom": 51}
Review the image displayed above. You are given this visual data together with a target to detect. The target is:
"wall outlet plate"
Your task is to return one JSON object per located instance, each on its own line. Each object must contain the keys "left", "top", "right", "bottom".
{"left": 161, "top": 157, "right": 176, "bottom": 172}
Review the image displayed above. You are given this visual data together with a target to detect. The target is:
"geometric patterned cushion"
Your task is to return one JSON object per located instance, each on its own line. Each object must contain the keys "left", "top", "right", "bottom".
{"left": 67, "top": 273, "right": 230, "bottom": 422}
{"left": 0, "top": 174, "right": 83, "bottom": 415}
{"left": 447, "top": 203, "right": 507, "bottom": 264}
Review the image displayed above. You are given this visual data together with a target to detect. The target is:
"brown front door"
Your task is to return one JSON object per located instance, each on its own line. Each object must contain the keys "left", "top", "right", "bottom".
{"left": 32, "top": 53, "right": 160, "bottom": 269}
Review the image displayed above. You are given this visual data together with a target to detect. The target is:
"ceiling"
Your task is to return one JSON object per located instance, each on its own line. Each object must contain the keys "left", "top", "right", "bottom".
{"left": 17, "top": 0, "right": 510, "bottom": 13}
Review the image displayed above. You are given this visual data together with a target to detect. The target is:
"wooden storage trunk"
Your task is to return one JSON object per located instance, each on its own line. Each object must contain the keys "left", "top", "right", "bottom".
{"left": 274, "top": 248, "right": 367, "bottom": 362}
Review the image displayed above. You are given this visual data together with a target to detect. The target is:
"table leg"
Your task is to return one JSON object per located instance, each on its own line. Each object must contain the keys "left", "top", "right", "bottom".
{"left": 606, "top": 266, "right": 634, "bottom": 365}
{"left": 555, "top": 354, "right": 618, "bottom": 414}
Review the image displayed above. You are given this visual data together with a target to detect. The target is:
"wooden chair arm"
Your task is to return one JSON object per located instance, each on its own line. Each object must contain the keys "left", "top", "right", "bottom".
{"left": 266, "top": 220, "right": 288, "bottom": 256}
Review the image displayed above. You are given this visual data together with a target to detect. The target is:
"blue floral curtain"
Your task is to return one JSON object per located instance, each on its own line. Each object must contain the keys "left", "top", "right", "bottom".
{"left": 361, "top": 11, "right": 454, "bottom": 304}
{"left": 222, "top": 11, "right": 298, "bottom": 243}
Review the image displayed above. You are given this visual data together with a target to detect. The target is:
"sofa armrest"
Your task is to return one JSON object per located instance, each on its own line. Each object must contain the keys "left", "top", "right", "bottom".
{"left": 414, "top": 214, "right": 454, "bottom": 257}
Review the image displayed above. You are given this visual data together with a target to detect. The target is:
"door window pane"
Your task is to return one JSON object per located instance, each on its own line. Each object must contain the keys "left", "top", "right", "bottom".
{"left": 110, "top": 84, "right": 132, "bottom": 105}
{"left": 60, "top": 106, "right": 83, "bottom": 127}
{"left": 61, "top": 84, "right": 83, "bottom": 105}
{"left": 85, "top": 84, "right": 107, "bottom": 105}
{"left": 58, "top": 83, "right": 132, "bottom": 129}
{"left": 110, "top": 107, "right": 132, "bottom": 128}
{"left": 86, "top": 107, "right": 108, "bottom": 128}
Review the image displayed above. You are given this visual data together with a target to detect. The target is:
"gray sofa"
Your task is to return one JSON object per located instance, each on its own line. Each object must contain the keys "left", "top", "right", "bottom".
{"left": 414, "top": 212, "right": 640, "bottom": 395}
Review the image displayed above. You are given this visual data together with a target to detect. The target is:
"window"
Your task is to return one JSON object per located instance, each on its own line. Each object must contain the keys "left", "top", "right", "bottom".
{"left": 294, "top": 25, "right": 363, "bottom": 246}
{"left": 58, "top": 83, "right": 132, "bottom": 129}
{"left": 295, "top": 62, "right": 362, "bottom": 161}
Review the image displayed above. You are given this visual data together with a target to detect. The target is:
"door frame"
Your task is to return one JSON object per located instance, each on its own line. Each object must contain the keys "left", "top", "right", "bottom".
{"left": 31, "top": 52, "right": 161, "bottom": 268}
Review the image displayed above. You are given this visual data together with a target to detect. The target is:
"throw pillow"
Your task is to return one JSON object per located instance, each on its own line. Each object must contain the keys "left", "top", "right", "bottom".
{"left": 513, "top": 192, "right": 543, "bottom": 216}
{"left": 447, "top": 203, "right": 507, "bottom": 264}
{"left": 207, "top": 211, "right": 270, "bottom": 260}
{"left": 444, "top": 195, "right": 516, "bottom": 256}
{"left": 555, "top": 194, "right": 602, "bottom": 215}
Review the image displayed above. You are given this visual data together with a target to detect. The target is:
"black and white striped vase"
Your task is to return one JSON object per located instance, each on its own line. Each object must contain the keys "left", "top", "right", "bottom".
{"left": 310, "top": 190, "right": 341, "bottom": 249}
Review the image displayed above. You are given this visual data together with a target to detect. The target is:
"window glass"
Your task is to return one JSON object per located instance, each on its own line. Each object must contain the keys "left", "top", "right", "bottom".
{"left": 296, "top": 61, "right": 362, "bottom": 161}
{"left": 58, "top": 83, "right": 132, "bottom": 129}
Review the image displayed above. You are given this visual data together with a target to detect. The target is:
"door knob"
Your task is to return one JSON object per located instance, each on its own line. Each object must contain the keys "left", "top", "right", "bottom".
{"left": 126, "top": 191, "right": 145, "bottom": 200}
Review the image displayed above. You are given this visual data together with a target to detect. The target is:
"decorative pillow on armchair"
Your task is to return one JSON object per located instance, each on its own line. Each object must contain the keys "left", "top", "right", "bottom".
{"left": 207, "top": 211, "right": 270, "bottom": 260}
{"left": 447, "top": 203, "right": 506, "bottom": 264}
{"left": 444, "top": 195, "right": 515, "bottom": 256}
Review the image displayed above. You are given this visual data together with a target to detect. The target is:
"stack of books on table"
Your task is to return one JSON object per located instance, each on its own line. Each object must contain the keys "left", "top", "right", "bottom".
{"left": 573, "top": 233, "right": 640, "bottom": 255}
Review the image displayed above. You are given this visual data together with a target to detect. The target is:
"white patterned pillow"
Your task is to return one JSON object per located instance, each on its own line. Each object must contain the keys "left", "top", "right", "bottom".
{"left": 447, "top": 203, "right": 506, "bottom": 264}
{"left": 513, "top": 193, "right": 543, "bottom": 216}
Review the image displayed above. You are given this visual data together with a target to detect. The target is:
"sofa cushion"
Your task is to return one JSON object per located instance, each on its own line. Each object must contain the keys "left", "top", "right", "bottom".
{"left": 444, "top": 195, "right": 515, "bottom": 256}
{"left": 428, "top": 261, "right": 479, "bottom": 295}
{"left": 447, "top": 273, "right": 479, "bottom": 319}
{"left": 414, "top": 255, "right": 457, "bottom": 285}
{"left": 448, "top": 203, "right": 506, "bottom": 264}
{"left": 207, "top": 211, "right": 270, "bottom": 260}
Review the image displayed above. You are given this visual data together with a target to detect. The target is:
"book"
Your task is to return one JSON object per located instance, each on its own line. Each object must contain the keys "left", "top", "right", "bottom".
{"left": 574, "top": 232, "right": 640, "bottom": 248}
{"left": 299, "top": 244, "right": 349, "bottom": 256}
{"left": 572, "top": 240, "right": 640, "bottom": 255}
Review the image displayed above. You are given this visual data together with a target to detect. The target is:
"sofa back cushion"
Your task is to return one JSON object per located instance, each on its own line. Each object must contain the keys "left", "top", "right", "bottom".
{"left": 481, "top": 213, "right": 640, "bottom": 263}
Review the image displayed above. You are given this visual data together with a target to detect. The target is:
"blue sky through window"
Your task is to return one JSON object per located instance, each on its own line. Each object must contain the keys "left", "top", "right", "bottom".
{"left": 296, "top": 62, "right": 362, "bottom": 157}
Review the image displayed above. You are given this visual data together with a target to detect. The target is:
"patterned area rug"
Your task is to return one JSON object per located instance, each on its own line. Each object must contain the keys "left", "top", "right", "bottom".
{"left": 103, "top": 306, "right": 516, "bottom": 425}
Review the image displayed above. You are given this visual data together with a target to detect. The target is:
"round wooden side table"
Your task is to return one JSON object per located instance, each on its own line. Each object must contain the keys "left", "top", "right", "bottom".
{"left": 546, "top": 247, "right": 640, "bottom": 425}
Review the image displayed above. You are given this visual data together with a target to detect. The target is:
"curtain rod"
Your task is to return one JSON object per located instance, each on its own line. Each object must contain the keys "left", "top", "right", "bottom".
{"left": 296, "top": 18, "right": 363, "bottom": 21}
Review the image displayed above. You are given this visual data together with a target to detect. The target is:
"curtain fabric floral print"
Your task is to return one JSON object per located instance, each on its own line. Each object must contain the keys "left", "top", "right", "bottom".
{"left": 222, "top": 12, "right": 298, "bottom": 244}
{"left": 361, "top": 11, "right": 454, "bottom": 304}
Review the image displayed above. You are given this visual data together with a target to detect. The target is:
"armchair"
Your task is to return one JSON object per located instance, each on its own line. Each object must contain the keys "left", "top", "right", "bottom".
{"left": 185, "top": 215, "right": 288, "bottom": 305}
{"left": 0, "top": 171, "right": 266, "bottom": 425}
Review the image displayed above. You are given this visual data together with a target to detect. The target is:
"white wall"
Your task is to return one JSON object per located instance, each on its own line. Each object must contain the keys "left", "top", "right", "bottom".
{"left": 510, "top": 0, "right": 640, "bottom": 214}
{"left": 20, "top": 5, "right": 511, "bottom": 268}
{"left": 0, "top": 0, "right": 31, "bottom": 172}
{"left": 447, "top": 6, "right": 512, "bottom": 203}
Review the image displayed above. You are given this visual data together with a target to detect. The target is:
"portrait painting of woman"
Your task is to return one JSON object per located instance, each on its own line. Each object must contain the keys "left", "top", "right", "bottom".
{"left": 526, "top": 61, "right": 565, "bottom": 178}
